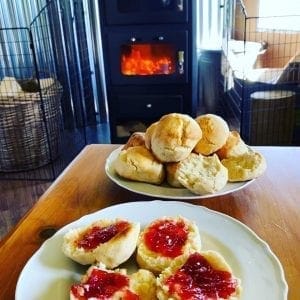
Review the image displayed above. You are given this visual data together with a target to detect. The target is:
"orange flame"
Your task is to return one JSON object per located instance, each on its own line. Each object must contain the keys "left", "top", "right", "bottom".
{"left": 121, "top": 44, "right": 175, "bottom": 76}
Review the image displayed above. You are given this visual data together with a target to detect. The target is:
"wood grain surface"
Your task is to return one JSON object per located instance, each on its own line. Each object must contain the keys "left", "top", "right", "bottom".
{"left": 0, "top": 180, "right": 51, "bottom": 239}
{"left": 0, "top": 144, "right": 299, "bottom": 299}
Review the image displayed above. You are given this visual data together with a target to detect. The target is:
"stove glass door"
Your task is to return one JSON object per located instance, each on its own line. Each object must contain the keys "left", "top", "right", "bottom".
{"left": 121, "top": 43, "right": 176, "bottom": 76}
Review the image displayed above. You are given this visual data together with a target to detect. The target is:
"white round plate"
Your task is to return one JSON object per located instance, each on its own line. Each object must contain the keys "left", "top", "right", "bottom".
{"left": 16, "top": 200, "right": 288, "bottom": 300}
{"left": 105, "top": 146, "right": 254, "bottom": 199}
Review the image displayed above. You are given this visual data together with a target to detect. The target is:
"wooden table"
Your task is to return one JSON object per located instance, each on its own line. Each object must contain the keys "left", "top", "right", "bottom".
{"left": 0, "top": 144, "right": 299, "bottom": 300}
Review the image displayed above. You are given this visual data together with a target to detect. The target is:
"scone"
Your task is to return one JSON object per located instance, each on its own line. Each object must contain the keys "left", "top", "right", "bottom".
{"left": 62, "top": 218, "right": 140, "bottom": 268}
{"left": 217, "top": 131, "right": 249, "bottom": 159}
{"left": 194, "top": 114, "right": 230, "bottom": 155}
{"left": 157, "top": 250, "right": 242, "bottom": 300}
{"left": 114, "top": 145, "right": 165, "bottom": 184}
{"left": 136, "top": 216, "right": 201, "bottom": 274}
{"left": 175, "top": 153, "right": 228, "bottom": 195}
{"left": 150, "top": 113, "right": 202, "bottom": 162}
{"left": 122, "top": 132, "right": 145, "bottom": 150}
{"left": 221, "top": 151, "right": 267, "bottom": 182}
{"left": 70, "top": 264, "right": 156, "bottom": 300}
{"left": 144, "top": 121, "right": 158, "bottom": 150}
{"left": 165, "top": 162, "right": 184, "bottom": 188}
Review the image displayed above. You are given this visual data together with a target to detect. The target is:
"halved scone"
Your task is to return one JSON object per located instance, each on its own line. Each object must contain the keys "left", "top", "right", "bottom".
{"left": 62, "top": 218, "right": 140, "bottom": 268}
{"left": 157, "top": 250, "right": 242, "bottom": 299}
{"left": 175, "top": 153, "right": 228, "bottom": 195}
{"left": 136, "top": 216, "right": 201, "bottom": 274}
{"left": 70, "top": 263, "right": 156, "bottom": 300}
{"left": 221, "top": 151, "right": 267, "bottom": 182}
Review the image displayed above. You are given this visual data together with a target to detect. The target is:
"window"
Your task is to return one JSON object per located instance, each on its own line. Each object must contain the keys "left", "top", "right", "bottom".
{"left": 258, "top": 0, "right": 300, "bottom": 31}
{"left": 197, "top": 0, "right": 223, "bottom": 50}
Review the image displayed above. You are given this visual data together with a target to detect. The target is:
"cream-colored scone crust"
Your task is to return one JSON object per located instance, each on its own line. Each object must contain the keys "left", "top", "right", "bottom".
{"left": 217, "top": 131, "right": 249, "bottom": 159}
{"left": 144, "top": 121, "right": 158, "bottom": 150}
{"left": 176, "top": 153, "right": 228, "bottom": 195}
{"left": 122, "top": 132, "right": 145, "bottom": 150}
{"left": 114, "top": 145, "right": 165, "bottom": 184}
{"left": 150, "top": 113, "right": 202, "bottom": 162}
{"left": 136, "top": 216, "right": 202, "bottom": 274}
{"left": 165, "top": 162, "right": 184, "bottom": 188}
{"left": 194, "top": 114, "right": 230, "bottom": 155}
{"left": 62, "top": 219, "right": 140, "bottom": 268}
{"left": 221, "top": 151, "right": 267, "bottom": 182}
{"left": 70, "top": 264, "right": 157, "bottom": 300}
{"left": 129, "top": 269, "right": 157, "bottom": 300}
{"left": 157, "top": 250, "right": 242, "bottom": 300}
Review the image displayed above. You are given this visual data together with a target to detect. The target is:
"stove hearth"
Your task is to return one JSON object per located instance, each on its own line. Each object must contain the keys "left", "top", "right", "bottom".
{"left": 99, "top": 0, "right": 198, "bottom": 143}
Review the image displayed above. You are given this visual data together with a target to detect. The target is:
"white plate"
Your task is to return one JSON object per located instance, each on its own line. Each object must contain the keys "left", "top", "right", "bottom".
{"left": 105, "top": 147, "right": 254, "bottom": 199}
{"left": 16, "top": 200, "right": 288, "bottom": 300}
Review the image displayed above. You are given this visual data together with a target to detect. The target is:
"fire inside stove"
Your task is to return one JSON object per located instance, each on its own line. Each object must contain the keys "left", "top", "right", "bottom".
{"left": 121, "top": 43, "right": 176, "bottom": 76}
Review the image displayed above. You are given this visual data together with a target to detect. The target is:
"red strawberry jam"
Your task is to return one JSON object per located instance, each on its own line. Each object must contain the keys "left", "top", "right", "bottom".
{"left": 70, "top": 268, "right": 139, "bottom": 300}
{"left": 144, "top": 219, "right": 188, "bottom": 258}
{"left": 165, "top": 252, "right": 238, "bottom": 299}
{"left": 77, "top": 221, "right": 130, "bottom": 250}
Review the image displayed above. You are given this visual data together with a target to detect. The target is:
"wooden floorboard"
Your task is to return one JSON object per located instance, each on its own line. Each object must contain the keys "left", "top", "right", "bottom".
{"left": 0, "top": 180, "right": 51, "bottom": 240}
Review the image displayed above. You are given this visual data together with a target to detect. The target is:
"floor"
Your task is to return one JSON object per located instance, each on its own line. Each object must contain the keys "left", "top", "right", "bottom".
{"left": 0, "top": 180, "right": 51, "bottom": 240}
{"left": 0, "top": 123, "right": 111, "bottom": 240}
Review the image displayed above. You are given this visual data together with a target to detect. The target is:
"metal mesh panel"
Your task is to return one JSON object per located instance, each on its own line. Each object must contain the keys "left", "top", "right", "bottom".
{"left": 221, "top": 0, "right": 300, "bottom": 145}
{"left": 0, "top": 22, "right": 63, "bottom": 176}
{"left": 0, "top": 0, "right": 97, "bottom": 180}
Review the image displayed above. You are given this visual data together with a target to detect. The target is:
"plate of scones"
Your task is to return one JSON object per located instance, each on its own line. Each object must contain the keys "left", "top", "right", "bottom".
{"left": 15, "top": 200, "right": 288, "bottom": 299}
{"left": 106, "top": 113, "right": 267, "bottom": 199}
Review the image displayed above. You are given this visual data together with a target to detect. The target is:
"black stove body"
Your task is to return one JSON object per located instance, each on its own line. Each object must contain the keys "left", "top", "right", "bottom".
{"left": 99, "top": 0, "right": 198, "bottom": 143}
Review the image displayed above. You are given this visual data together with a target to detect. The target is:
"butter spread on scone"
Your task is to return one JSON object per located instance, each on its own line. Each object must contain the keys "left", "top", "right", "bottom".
{"left": 70, "top": 264, "right": 156, "bottom": 300}
{"left": 157, "top": 250, "right": 242, "bottom": 300}
{"left": 62, "top": 218, "right": 140, "bottom": 268}
{"left": 136, "top": 216, "right": 201, "bottom": 274}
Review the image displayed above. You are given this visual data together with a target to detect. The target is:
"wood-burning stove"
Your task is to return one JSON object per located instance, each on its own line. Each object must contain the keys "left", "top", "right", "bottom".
{"left": 99, "top": 0, "right": 198, "bottom": 143}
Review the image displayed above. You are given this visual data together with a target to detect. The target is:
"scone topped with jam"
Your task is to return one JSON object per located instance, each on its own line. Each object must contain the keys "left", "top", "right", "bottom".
{"left": 136, "top": 216, "right": 201, "bottom": 274}
{"left": 62, "top": 218, "right": 140, "bottom": 268}
{"left": 70, "top": 264, "right": 156, "bottom": 300}
{"left": 157, "top": 250, "right": 242, "bottom": 300}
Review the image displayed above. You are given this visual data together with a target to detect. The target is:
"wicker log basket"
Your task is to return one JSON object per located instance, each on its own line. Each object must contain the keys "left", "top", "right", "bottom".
{"left": 0, "top": 77, "right": 63, "bottom": 172}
